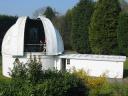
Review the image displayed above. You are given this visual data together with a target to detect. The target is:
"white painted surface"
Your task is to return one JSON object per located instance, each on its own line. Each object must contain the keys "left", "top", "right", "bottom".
{"left": 59, "top": 54, "right": 126, "bottom": 78}
{"left": 66, "top": 59, "right": 123, "bottom": 78}
{"left": 2, "top": 53, "right": 56, "bottom": 77}
{"left": 59, "top": 54, "right": 126, "bottom": 62}
{"left": 1, "top": 16, "right": 126, "bottom": 78}
{"left": 2, "top": 16, "right": 64, "bottom": 77}
{"left": 2, "top": 17, "right": 27, "bottom": 56}
{"left": 55, "top": 58, "right": 62, "bottom": 70}
{"left": 2, "top": 53, "right": 126, "bottom": 78}
{"left": 39, "top": 16, "right": 64, "bottom": 55}
{"left": 2, "top": 16, "right": 64, "bottom": 56}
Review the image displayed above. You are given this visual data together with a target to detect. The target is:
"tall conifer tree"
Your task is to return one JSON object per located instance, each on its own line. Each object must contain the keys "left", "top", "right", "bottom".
{"left": 117, "top": 12, "right": 128, "bottom": 56}
{"left": 89, "top": 0, "right": 121, "bottom": 54}
{"left": 71, "top": 0, "right": 94, "bottom": 53}
{"left": 44, "top": 7, "right": 56, "bottom": 21}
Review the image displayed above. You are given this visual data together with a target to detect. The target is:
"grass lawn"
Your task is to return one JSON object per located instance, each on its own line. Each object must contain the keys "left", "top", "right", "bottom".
{"left": 0, "top": 55, "right": 10, "bottom": 83}
{"left": 123, "top": 59, "right": 128, "bottom": 78}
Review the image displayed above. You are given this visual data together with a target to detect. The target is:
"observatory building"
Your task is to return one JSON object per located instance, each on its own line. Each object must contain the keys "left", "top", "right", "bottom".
{"left": 2, "top": 16, "right": 64, "bottom": 77}
{"left": 2, "top": 16, "right": 126, "bottom": 78}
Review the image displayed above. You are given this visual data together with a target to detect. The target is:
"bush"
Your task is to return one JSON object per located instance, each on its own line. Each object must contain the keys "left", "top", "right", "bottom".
{"left": 0, "top": 58, "right": 88, "bottom": 96}
{"left": 10, "top": 58, "right": 28, "bottom": 80}
{"left": 27, "top": 56, "right": 42, "bottom": 84}
{"left": 34, "top": 72, "right": 88, "bottom": 96}
{"left": 73, "top": 69, "right": 112, "bottom": 96}
{"left": 110, "top": 83, "right": 128, "bottom": 96}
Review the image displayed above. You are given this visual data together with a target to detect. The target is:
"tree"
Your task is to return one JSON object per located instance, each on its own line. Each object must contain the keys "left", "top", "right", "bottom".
{"left": 62, "top": 10, "right": 73, "bottom": 50}
{"left": 33, "top": 6, "right": 56, "bottom": 21}
{"left": 117, "top": 12, "right": 128, "bottom": 56}
{"left": 119, "top": 0, "right": 128, "bottom": 12}
{"left": 58, "top": 10, "right": 73, "bottom": 50}
{"left": 71, "top": 0, "right": 94, "bottom": 53}
{"left": 33, "top": 7, "right": 46, "bottom": 18}
{"left": 0, "top": 15, "right": 17, "bottom": 53}
{"left": 44, "top": 6, "right": 56, "bottom": 21}
{"left": 89, "top": 0, "right": 121, "bottom": 55}
{"left": 52, "top": 10, "right": 73, "bottom": 50}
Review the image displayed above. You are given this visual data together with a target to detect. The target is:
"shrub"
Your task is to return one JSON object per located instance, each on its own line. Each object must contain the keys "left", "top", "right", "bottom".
{"left": 73, "top": 69, "right": 112, "bottom": 96}
{"left": 10, "top": 58, "right": 28, "bottom": 80}
{"left": 0, "top": 57, "right": 88, "bottom": 96}
{"left": 27, "top": 56, "right": 42, "bottom": 84}
{"left": 110, "top": 83, "right": 128, "bottom": 96}
{"left": 34, "top": 72, "right": 88, "bottom": 96}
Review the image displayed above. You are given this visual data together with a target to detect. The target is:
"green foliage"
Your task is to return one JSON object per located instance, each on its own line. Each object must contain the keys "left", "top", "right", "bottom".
{"left": 27, "top": 56, "right": 42, "bottom": 83}
{"left": 0, "top": 15, "right": 17, "bottom": 53}
{"left": 73, "top": 69, "right": 112, "bottom": 96}
{"left": 0, "top": 55, "right": 1, "bottom": 65}
{"left": 10, "top": 59, "right": 27, "bottom": 80}
{"left": 33, "top": 71, "right": 88, "bottom": 96}
{"left": 63, "top": 10, "right": 73, "bottom": 50}
{"left": 53, "top": 10, "right": 73, "bottom": 50}
{"left": 1, "top": 57, "right": 128, "bottom": 95}
{"left": 71, "top": 0, "right": 94, "bottom": 53}
{"left": 0, "top": 56, "right": 11, "bottom": 83}
{"left": 10, "top": 57, "right": 42, "bottom": 84}
{"left": 89, "top": 0, "right": 121, "bottom": 55}
{"left": 0, "top": 57, "right": 88, "bottom": 96}
{"left": 119, "top": 0, "right": 128, "bottom": 12}
{"left": 44, "top": 6, "right": 56, "bottom": 21}
{"left": 0, "top": 80, "right": 33, "bottom": 96}
{"left": 117, "top": 12, "right": 128, "bottom": 56}
{"left": 110, "top": 83, "right": 128, "bottom": 96}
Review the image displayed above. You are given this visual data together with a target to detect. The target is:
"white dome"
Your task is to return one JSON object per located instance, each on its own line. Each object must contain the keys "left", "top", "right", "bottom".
{"left": 2, "top": 16, "right": 64, "bottom": 56}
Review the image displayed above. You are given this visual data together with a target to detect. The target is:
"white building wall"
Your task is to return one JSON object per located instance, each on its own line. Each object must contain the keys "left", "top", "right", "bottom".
{"left": 55, "top": 58, "right": 62, "bottom": 70}
{"left": 66, "top": 59, "right": 124, "bottom": 78}
{"left": 2, "top": 53, "right": 55, "bottom": 77}
{"left": 3, "top": 53, "right": 126, "bottom": 78}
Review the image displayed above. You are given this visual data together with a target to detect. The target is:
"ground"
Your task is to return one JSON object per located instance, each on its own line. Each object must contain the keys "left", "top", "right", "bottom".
{"left": 0, "top": 55, "right": 10, "bottom": 83}
{"left": 124, "top": 59, "right": 128, "bottom": 78}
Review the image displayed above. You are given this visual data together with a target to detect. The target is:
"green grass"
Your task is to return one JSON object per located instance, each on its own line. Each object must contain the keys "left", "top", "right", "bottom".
{"left": 123, "top": 59, "right": 128, "bottom": 78}
{"left": 124, "top": 59, "right": 128, "bottom": 69}
{"left": 0, "top": 55, "right": 10, "bottom": 83}
{"left": 0, "top": 55, "right": 1, "bottom": 65}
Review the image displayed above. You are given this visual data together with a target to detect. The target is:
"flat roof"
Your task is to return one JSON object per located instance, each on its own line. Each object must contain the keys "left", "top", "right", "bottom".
{"left": 59, "top": 54, "right": 126, "bottom": 62}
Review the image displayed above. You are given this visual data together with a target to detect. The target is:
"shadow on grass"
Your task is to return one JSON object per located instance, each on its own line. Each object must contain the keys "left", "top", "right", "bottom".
{"left": 123, "top": 69, "right": 128, "bottom": 78}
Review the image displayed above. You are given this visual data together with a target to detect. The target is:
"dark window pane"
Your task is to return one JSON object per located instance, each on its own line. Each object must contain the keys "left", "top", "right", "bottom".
{"left": 24, "top": 18, "right": 45, "bottom": 52}
{"left": 61, "top": 58, "right": 66, "bottom": 71}
{"left": 67, "top": 59, "right": 70, "bottom": 65}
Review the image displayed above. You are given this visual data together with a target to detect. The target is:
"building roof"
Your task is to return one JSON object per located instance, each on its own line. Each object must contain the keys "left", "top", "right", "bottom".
{"left": 2, "top": 16, "right": 64, "bottom": 56}
{"left": 59, "top": 54, "right": 126, "bottom": 62}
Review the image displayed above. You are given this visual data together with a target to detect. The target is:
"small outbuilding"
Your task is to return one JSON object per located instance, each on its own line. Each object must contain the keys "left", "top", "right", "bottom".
{"left": 1, "top": 16, "right": 126, "bottom": 78}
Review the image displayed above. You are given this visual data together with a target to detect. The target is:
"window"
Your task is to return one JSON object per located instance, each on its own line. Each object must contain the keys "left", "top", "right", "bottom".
{"left": 24, "top": 18, "right": 45, "bottom": 52}
{"left": 66, "top": 59, "right": 70, "bottom": 65}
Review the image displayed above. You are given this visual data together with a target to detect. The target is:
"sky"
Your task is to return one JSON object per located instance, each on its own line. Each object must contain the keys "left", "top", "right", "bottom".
{"left": 0, "top": 0, "right": 79, "bottom": 17}
{"left": 0, "top": 0, "right": 128, "bottom": 17}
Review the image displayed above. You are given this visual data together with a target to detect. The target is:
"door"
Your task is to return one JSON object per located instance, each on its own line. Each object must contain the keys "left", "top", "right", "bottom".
{"left": 61, "top": 58, "right": 66, "bottom": 71}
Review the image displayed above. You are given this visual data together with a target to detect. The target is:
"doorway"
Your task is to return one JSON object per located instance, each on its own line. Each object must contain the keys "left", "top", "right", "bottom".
{"left": 61, "top": 58, "right": 66, "bottom": 71}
